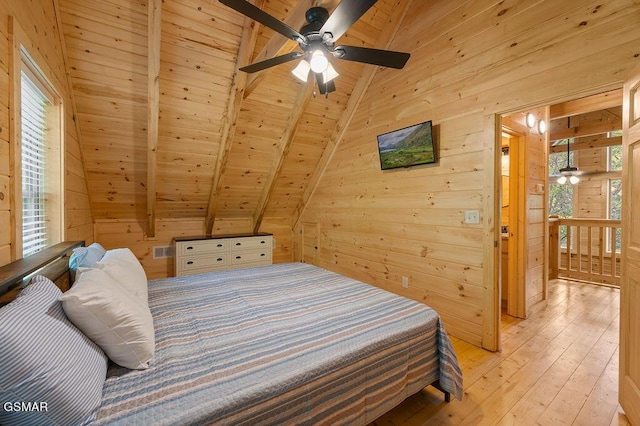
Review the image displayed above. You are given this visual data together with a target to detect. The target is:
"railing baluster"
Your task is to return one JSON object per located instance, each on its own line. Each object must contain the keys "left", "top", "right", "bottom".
{"left": 599, "top": 227, "right": 604, "bottom": 279}
{"left": 587, "top": 226, "right": 593, "bottom": 281}
{"left": 611, "top": 226, "right": 617, "bottom": 282}
{"left": 567, "top": 224, "right": 572, "bottom": 277}
{"left": 549, "top": 218, "right": 621, "bottom": 287}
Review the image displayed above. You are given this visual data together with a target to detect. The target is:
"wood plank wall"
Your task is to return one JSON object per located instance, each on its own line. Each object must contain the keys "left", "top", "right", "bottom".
{"left": 522, "top": 109, "right": 548, "bottom": 311}
{"left": 299, "top": 0, "right": 640, "bottom": 348}
{"left": 0, "top": 0, "right": 93, "bottom": 267}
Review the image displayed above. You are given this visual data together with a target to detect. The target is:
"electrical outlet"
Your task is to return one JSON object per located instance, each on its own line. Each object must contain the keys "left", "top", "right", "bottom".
{"left": 464, "top": 210, "right": 480, "bottom": 224}
{"left": 402, "top": 276, "right": 409, "bottom": 288}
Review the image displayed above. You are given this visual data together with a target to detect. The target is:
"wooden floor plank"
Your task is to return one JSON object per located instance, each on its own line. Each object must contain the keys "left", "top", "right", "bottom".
{"left": 372, "top": 279, "right": 630, "bottom": 426}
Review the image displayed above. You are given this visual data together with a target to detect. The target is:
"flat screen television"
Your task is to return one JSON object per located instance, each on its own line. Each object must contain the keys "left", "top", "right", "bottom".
{"left": 376, "top": 120, "right": 436, "bottom": 170}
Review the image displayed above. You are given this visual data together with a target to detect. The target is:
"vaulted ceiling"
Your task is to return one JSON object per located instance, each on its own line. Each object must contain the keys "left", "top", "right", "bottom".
{"left": 58, "top": 0, "right": 410, "bottom": 235}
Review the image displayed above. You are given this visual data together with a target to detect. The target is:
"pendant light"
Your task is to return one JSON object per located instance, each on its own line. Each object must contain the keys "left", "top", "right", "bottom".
{"left": 557, "top": 139, "right": 580, "bottom": 185}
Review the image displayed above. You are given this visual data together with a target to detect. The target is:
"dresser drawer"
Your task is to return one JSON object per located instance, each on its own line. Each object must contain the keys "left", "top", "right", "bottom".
{"left": 179, "top": 255, "right": 228, "bottom": 272}
{"left": 174, "top": 234, "right": 273, "bottom": 277}
{"left": 178, "top": 240, "right": 228, "bottom": 256}
{"left": 229, "top": 236, "right": 272, "bottom": 251}
{"left": 230, "top": 250, "right": 271, "bottom": 265}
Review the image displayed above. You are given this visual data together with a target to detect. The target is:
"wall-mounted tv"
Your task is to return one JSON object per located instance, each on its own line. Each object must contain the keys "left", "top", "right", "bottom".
{"left": 376, "top": 120, "right": 436, "bottom": 170}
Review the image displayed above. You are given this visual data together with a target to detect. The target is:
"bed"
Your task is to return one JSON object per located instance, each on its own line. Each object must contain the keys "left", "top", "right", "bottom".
{"left": 0, "top": 243, "right": 463, "bottom": 425}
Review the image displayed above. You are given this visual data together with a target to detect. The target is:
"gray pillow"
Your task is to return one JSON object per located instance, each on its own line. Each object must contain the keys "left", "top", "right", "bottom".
{"left": 0, "top": 275, "right": 108, "bottom": 426}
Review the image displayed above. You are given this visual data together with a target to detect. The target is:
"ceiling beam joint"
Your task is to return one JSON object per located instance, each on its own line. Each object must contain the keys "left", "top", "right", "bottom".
{"left": 253, "top": 81, "right": 315, "bottom": 233}
{"left": 205, "top": 1, "right": 264, "bottom": 235}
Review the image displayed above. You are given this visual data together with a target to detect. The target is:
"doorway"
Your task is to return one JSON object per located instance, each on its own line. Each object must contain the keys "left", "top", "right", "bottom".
{"left": 499, "top": 126, "right": 525, "bottom": 319}
{"left": 498, "top": 109, "right": 550, "bottom": 322}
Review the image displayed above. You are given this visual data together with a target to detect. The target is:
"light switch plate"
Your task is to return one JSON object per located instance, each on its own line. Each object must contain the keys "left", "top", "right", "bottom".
{"left": 465, "top": 210, "right": 480, "bottom": 224}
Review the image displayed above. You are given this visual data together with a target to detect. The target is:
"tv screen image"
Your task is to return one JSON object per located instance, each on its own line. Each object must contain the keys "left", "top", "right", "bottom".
{"left": 376, "top": 121, "right": 436, "bottom": 170}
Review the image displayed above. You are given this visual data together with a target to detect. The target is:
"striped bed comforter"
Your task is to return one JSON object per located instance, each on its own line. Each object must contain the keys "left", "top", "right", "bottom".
{"left": 94, "top": 262, "right": 463, "bottom": 425}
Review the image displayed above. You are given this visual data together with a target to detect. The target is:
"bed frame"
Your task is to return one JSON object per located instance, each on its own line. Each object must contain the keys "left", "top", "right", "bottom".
{"left": 0, "top": 241, "right": 84, "bottom": 306}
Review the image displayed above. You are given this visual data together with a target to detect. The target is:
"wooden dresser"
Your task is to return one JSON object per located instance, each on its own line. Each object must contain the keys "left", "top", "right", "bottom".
{"left": 173, "top": 233, "right": 273, "bottom": 277}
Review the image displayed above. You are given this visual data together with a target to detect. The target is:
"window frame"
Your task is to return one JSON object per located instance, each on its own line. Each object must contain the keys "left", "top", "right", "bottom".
{"left": 9, "top": 19, "right": 64, "bottom": 259}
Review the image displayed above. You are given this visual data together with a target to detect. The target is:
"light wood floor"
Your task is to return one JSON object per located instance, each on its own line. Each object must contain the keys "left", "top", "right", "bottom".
{"left": 373, "top": 279, "right": 631, "bottom": 426}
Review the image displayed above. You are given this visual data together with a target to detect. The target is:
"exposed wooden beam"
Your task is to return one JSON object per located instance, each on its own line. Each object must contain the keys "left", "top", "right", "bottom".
{"left": 550, "top": 117, "right": 622, "bottom": 141}
{"left": 550, "top": 135, "right": 621, "bottom": 153}
{"left": 550, "top": 89, "right": 622, "bottom": 119}
{"left": 146, "top": 0, "right": 161, "bottom": 238}
{"left": 253, "top": 81, "right": 314, "bottom": 233}
{"left": 291, "top": 0, "right": 414, "bottom": 229}
{"left": 205, "top": 1, "right": 264, "bottom": 235}
{"left": 243, "top": 0, "right": 340, "bottom": 99}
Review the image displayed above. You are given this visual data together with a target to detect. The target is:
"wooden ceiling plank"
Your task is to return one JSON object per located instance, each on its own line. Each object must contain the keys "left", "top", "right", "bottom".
{"left": 204, "top": 1, "right": 265, "bottom": 236}
{"left": 253, "top": 81, "right": 314, "bottom": 233}
{"left": 549, "top": 135, "right": 621, "bottom": 153}
{"left": 292, "top": 0, "right": 414, "bottom": 229}
{"left": 146, "top": 0, "right": 161, "bottom": 238}
{"left": 550, "top": 89, "right": 623, "bottom": 119}
{"left": 243, "top": 0, "right": 341, "bottom": 99}
{"left": 52, "top": 0, "right": 96, "bottom": 226}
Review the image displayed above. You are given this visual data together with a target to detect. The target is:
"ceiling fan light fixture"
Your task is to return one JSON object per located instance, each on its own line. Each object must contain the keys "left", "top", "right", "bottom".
{"left": 292, "top": 60, "right": 311, "bottom": 82}
{"left": 557, "top": 175, "right": 568, "bottom": 185}
{"left": 322, "top": 63, "right": 339, "bottom": 84}
{"left": 310, "top": 49, "right": 329, "bottom": 73}
{"left": 569, "top": 175, "right": 580, "bottom": 185}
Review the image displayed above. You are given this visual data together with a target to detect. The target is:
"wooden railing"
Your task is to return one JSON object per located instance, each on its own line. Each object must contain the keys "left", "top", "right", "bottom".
{"left": 549, "top": 218, "right": 622, "bottom": 286}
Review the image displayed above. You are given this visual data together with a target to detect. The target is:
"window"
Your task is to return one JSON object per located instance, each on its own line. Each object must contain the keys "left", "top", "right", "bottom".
{"left": 608, "top": 145, "right": 622, "bottom": 171}
{"left": 548, "top": 182, "right": 573, "bottom": 248}
{"left": 607, "top": 178, "right": 622, "bottom": 253}
{"left": 606, "top": 144, "right": 622, "bottom": 253}
{"left": 548, "top": 139, "right": 575, "bottom": 248}
{"left": 16, "top": 45, "right": 63, "bottom": 257}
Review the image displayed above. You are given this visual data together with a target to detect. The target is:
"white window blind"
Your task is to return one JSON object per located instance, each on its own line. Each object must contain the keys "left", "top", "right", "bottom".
{"left": 21, "top": 71, "right": 51, "bottom": 257}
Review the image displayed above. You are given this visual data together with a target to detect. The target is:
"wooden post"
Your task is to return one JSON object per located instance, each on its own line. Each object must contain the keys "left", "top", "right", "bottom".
{"left": 146, "top": 0, "right": 161, "bottom": 238}
{"left": 548, "top": 217, "right": 559, "bottom": 279}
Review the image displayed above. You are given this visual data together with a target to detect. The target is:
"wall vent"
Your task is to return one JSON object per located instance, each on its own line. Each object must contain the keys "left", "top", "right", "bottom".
{"left": 153, "top": 246, "right": 174, "bottom": 259}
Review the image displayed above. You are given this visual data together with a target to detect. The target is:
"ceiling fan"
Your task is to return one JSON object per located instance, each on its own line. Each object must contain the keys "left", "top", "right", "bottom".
{"left": 218, "top": 0, "right": 411, "bottom": 95}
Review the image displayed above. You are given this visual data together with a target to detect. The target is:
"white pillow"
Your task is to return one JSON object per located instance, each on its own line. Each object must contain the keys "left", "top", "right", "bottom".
{"left": 60, "top": 268, "right": 155, "bottom": 369}
{"left": 96, "top": 248, "right": 148, "bottom": 304}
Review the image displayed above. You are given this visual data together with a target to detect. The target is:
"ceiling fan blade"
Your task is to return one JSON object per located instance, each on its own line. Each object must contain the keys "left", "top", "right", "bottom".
{"left": 333, "top": 45, "right": 410, "bottom": 69}
{"left": 239, "top": 52, "right": 303, "bottom": 73}
{"left": 219, "top": 0, "right": 305, "bottom": 42}
{"left": 320, "top": 0, "right": 377, "bottom": 42}
{"left": 314, "top": 72, "right": 336, "bottom": 95}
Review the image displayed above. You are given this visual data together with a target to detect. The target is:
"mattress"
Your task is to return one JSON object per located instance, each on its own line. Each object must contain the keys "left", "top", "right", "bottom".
{"left": 93, "top": 262, "right": 463, "bottom": 425}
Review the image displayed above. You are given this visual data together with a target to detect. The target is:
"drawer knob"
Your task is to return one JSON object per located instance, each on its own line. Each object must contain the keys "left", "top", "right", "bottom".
{"left": 217, "top": 258, "right": 223, "bottom": 262}
{"left": 217, "top": 243, "right": 223, "bottom": 247}
{"left": 261, "top": 253, "right": 266, "bottom": 257}
{"left": 187, "top": 246, "right": 193, "bottom": 250}
{"left": 187, "top": 261, "right": 194, "bottom": 265}
{"left": 236, "top": 256, "right": 241, "bottom": 259}
{"left": 235, "top": 242, "right": 241, "bottom": 246}
{"left": 260, "top": 240, "right": 265, "bottom": 244}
